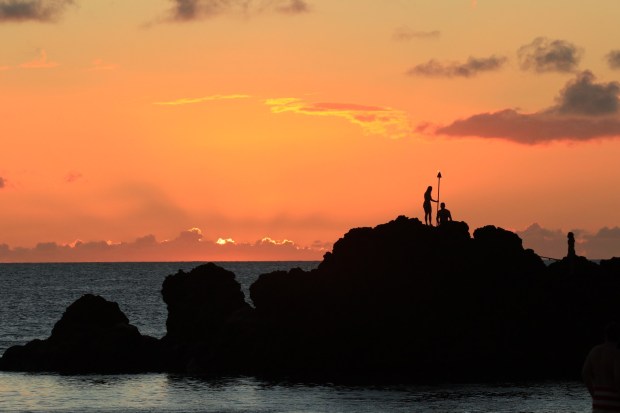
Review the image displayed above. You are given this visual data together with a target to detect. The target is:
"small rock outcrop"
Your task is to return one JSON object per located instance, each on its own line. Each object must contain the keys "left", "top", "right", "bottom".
{"left": 0, "top": 294, "right": 158, "bottom": 373}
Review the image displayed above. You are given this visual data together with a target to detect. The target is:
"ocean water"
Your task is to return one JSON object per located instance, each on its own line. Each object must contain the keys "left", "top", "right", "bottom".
{"left": 0, "top": 262, "right": 592, "bottom": 412}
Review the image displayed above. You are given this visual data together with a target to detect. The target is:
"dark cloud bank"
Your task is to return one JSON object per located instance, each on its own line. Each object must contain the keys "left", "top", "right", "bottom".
{"left": 437, "top": 71, "right": 620, "bottom": 144}
{"left": 407, "top": 55, "right": 507, "bottom": 78}
{"left": 518, "top": 224, "right": 620, "bottom": 260}
{"left": 518, "top": 37, "right": 582, "bottom": 73}
{"left": 408, "top": 36, "right": 620, "bottom": 143}
{"left": 1, "top": 224, "right": 618, "bottom": 262}
{"left": 406, "top": 36, "right": 581, "bottom": 79}
{"left": 0, "top": 229, "right": 326, "bottom": 262}
{"left": 0, "top": 0, "right": 74, "bottom": 22}
{"left": 607, "top": 50, "right": 620, "bottom": 70}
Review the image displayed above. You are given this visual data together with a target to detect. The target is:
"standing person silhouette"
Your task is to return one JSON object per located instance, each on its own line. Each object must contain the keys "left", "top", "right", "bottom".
{"left": 437, "top": 202, "right": 452, "bottom": 225}
{"left": 423, "top": 186, "right": 438, "bottom": 226}
{"left": 567, "top": 231, "right": 576, "bottom": 275}
{"left": 567, "top": 232, "right": 576, "bottom": 257}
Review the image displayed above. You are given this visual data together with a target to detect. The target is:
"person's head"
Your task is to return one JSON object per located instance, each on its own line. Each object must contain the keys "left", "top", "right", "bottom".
{"left": 605, "top": 322, "right": 620, "bottom": 342}
{"left": 440, "top": 202, "right": 445, "bottom": 209}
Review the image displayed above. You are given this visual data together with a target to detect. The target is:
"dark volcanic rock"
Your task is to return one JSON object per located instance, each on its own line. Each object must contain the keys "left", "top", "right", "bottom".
{"left": 159, "top": 263, "right": 255, "bottom": 373}
{"left": 248, "top": 216, "right": 615, "bottom": 382}
{"left": 4, "top": 216, "right": 620, "bottom": 382}
{"left": 0, "top": 294, "right": 158, "bottom": 373}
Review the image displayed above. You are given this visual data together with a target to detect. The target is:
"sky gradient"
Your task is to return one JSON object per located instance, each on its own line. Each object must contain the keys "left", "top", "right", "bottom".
{"left": 2, "top": 0, "right": 620, "bottom": 261}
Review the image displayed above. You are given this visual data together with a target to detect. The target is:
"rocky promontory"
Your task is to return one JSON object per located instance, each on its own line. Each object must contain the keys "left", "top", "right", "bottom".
{"left": 2, "top": 216, "right": 620, "bottom": 382}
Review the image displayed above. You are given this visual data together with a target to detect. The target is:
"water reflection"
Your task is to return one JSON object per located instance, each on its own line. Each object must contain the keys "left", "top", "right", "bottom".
{"left": 0, "top": 372, "right": 591, "bottom": 412}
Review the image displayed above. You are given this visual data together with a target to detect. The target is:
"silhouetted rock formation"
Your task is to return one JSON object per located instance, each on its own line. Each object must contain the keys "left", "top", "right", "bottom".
{"left": 159, "top": 262, "right": 255, "bottom": 373}
{"left": 0, "top": 294, "right": 158, "bottom": 373}
{"left": 2, "top": 215, "right": 620, "bottom": 383}
{"left": 248, "top": 217, "right": 551, "bottom": 381}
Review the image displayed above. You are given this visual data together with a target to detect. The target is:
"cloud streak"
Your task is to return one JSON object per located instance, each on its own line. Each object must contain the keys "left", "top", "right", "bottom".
{"left": 165, "top": 0, "right": 310, "bottom": 22}
{"left": 19, "top": 49, "right": 59, "bottom": 68}
{"left": 265, "top": 98, "right": 412, "bottom": 139}
{"left": 518, "top": 37, "right": 582, "bottom": 73}
{"left": 393, "top": 26, "right": 440, "bottom": 41}
{"left": 0, "top": 0, "right": 74, "bottom": 23}
{"left": 407, "top": 55, "right": 507, "bottom": 78}
{"left": 88, "top": 58, "right": 119, "bottom": 71}
{"left": 436, "top": 71, "right": 620, "bottom": 144}
{"left": 154, "top": 94, "right": 251, "bottom": 106}
{"left": 64, "top": 171, "right": 83, "bottom": 183}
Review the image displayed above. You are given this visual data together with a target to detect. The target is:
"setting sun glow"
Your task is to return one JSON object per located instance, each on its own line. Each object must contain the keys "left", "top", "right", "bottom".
{"left": 2, "top": 0, "right": 620, "bottom": 261}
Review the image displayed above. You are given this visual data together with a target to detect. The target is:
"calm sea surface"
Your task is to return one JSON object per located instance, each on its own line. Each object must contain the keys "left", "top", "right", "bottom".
{"left": 0, "top": 262, "right": 592, "bottom": 412}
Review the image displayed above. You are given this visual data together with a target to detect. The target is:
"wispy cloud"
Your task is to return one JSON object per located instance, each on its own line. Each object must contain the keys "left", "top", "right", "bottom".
{"left": 64, "top": 171, "right": 83, "bottom": 183}
{"left": 164, "top": 0, "right": 311, "bottom": 22}
{"left": 19, "top": 49, "right": 59, "bottom": 68}
{"left": 276, "top": 0, "right": 309, "bottom": 14}
{"left": 154, "top": 94, "right": 251, "bottom": 106}
{"left": 88, "top": 58, "right": 118, "bottom": 71}
{"left": 393, "top": 26, "right": 440, "bottom": 41}
{"left": 606, "top": 50, "right": 620, "bottom": 70}
{"left": 0, "top": 0, "right": 74, "bottom": 23}
{"left": 265, "top": 98, "right": 412, "bottom": 139}
{"left": 407, "top": 55, "right": 507, "bottom": 78}
{"left": 518, "top": 37, "right": 582, "bottom": 73}
{"left": 435, "top": 71, "right": 620, "bottom": 144}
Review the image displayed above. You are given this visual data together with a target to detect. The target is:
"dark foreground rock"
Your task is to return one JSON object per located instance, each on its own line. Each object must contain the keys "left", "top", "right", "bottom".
{"left": 0, "top": 294, "right": 159, "bottom": 373}
{"left": 159, "top": 262, "right": 255, "bottom": 374}
{"left": 248, "top": 218, "right": 553, "bottom": 381}
{"left": 247, "top": 217, "right": 620, "bottom": 382}
{"left": 2, "top": 216, "right": 620, "bottom": 382}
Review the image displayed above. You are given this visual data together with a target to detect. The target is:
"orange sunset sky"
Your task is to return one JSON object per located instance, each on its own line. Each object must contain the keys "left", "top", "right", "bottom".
{"left": 2, "top": 0, "right": 620, "bottom": 262}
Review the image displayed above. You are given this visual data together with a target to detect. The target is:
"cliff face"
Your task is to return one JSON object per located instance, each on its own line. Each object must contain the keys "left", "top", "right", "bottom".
{"left": 2, "top": 216, "right": 620, "bottom": 382}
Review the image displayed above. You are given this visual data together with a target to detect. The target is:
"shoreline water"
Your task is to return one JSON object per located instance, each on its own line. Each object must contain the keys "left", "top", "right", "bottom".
{"left": 0, "top": 370, "right": 591, "bottom": 413}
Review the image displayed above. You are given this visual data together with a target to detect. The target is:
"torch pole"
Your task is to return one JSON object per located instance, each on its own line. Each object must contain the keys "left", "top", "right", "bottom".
{"left": 436, "top": 171, "right": 442, "bottom": 224}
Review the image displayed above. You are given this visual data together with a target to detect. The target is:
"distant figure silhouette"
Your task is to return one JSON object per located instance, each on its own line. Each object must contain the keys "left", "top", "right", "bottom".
{"left": 437, "top": 202, "right": 452, "bottom": 225}
{"left": 582, "top": 322, "right": 620, "bottom": 412}
{"left": 423, "top": 186, "right": 438, "bottom": 226}
{"left": 567, "top": 232, "right": 576, "bottom": 257}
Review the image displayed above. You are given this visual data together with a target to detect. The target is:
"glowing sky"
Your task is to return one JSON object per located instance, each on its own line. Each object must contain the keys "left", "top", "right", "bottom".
{"left": 2, "top": 0, "right": 620, "bottom": 261}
